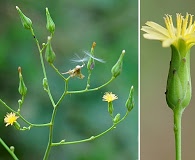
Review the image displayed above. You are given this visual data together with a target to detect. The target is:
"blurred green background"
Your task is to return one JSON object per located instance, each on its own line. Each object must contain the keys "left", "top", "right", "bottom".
{"left": 0, "top": 0, "right": 138, "bottom": 160}
{"left": 141, "top": 0, "right": 195, "bottom": 160}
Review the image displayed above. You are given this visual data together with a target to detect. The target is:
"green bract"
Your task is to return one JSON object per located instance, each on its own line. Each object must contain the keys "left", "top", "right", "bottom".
{"left": 166, "top": 39, "right": 191, "bottom": 111}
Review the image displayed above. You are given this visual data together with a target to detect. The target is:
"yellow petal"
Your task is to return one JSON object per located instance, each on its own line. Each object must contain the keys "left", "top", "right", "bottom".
{"left": 162, "top": 38, "right": 175, "bottom": 47}
{"left": 145, "top": 21, "right": 169, "bottom": 37}
{"left": 143, "top": 33, "right": 168, "bottom": 41}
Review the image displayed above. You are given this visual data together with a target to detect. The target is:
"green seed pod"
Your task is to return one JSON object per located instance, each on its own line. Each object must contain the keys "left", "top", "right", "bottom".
{"left": 111, "top": 50, "right": 125, "bottom": 78}
{"left": 16, "top": 6, "right": 32, "bottom": 30}
{"left": 165, "top": 39, "right": 192, "bottom": 111}
{"left": 18, "top": 67, "right": 27, "bottom": 96}
{"left": 46, "top": 8, "right": 55, "bottom": 34}
{"left": 45, "top": 36, "right": 56, "bottom": 63}
{"left": 125, "top": 86, "right": 134, "bottom": 112}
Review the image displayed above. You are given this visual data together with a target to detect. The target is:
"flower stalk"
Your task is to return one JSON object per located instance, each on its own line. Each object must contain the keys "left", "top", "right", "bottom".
{"left": 174, "top": 109, "right": 182, "bottom": 160}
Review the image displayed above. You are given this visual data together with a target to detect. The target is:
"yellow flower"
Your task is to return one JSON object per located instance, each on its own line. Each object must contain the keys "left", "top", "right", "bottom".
{"left": 4, "top": 112, "right": 19, "bottom": 127}
{"left": 141, "top": 13, "right": 195, "bottom": 49}
{"left": 102, "top": 92, "right": 118, "bottom": 103}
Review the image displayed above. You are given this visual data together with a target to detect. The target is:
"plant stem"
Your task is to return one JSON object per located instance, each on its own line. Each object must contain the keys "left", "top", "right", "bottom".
{"left": 67, "top": 76, "right": 115, "bottom": 94}
{"left": 30, "top": 28, "right": 55, "bottom": 107}
{"left": 0, "top": 99, "right": 50, "bottom": 127}
{"left": 52, "top": 111, "right": 129, "bottom": 146}
{"left": 0, "top": 138, "right": 19, "bottom": 160}
{"left": 173, "top": 108, "right": 183, "bottom": 160}
{"left": 50, "top": 64, "right": 67, "bottom": 81}
{"left": 43, "top": 107, "right": 57, "bottom": 160}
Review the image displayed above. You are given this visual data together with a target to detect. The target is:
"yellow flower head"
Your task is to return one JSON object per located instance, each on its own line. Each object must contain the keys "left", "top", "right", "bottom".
{"left": 4, "top": 112, "right": 19, "bottom": 127}
{"left": 141, "top": 13, "right": 195, "bottom": 49}
{"left": 102, "top": 92, "right": 118, "bottom": 103}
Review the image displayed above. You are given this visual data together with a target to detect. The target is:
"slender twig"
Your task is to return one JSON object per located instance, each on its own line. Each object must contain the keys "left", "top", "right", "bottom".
{"left": 0, "top": 138, "right": 19, "bottom": 160}
{"left": 43, "top": 78, "right": 69, "bottom": 159}
{"left": 50, "top": 64, "right": 67, "bottom": 81}
{"left": 30, "top": 28, "right": 55, "bottom": 107}
{"left": 0, "top": 99, "right": 50, "bottom": 127}
{"left": 173, "top": 108, "right": 183, "bottom": 160}
{"left": 52, "top": 111, "right": 129, "bottom": 146}
{"left": 43, "top": 106, "right": 57, "bottom": 160}
{"left": 85, "top": 70, "right": 92, "bottom": 90}
{"left": 67, "top": 76, "right": 115, "bottom": 94}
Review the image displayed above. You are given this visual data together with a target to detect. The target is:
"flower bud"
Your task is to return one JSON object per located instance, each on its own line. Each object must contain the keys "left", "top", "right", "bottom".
{"left": 111, "top": 50, "right": 125, "bottom": 78}
{"left": 18, "top": 67, "right": 27, "bottom": 96}
{"left": 45, "top": 36, "right": 56, "bottom": 63}
{"left": 165, "top": 39, "right": 192, "bottom": 110}
{"left": 125, "top": 86, "right": 134, "bottom": 112}
{"left": 113, "top": 113, "right": 120, "bottom": 123}
{"left": 16, "top": 6, "right": 32, "bottom": 30}
{"left": 10, "top": 146, "right": 15, "bottom": 152}
{"left": 87, "top": 42, "right": 96, "bottom": 71}
{"left": 43, "top": 78, "right": 48, "bottom": 91}
{"left": 46, "top": 8, "right": 55, "bottom": 34}
{"left": 18, "top": 99, "right": 22, "bottom": 106}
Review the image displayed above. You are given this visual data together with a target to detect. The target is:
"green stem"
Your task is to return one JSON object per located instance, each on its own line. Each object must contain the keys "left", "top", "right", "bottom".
{"left": 173, "top": 108, "right": 183, "bottom": 160}
{"left": 0, "top": 138, "right": 19, "bottom": 160}
{"left": 52, "top": 111, "right": 129, "bottom": 146}
{"left": 50, "top": 63, "right": 67, "bottom": 81}
{"left": 68, "top": 76, "right": 115, "bottom": 94}
{"left": 0, "top": 99, "right": 50, "bottom": 127}
{"left": 43, "top": 80, "right": 69, "bottom": 159}
{"left": 85, "top": 70, "right": 92, "bottom": 90}
{"left": 30, "top": 28, "right": 55, "bottom": 107}
{"left": 43, "top": 107, "right": 57, "bottom": 160}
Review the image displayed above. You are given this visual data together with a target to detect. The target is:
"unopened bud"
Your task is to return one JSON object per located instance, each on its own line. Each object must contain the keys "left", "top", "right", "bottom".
{"left": 18, "top": 67, "right": 27, "bottom": 96}
{"left": 16, "top": 6, "right": 32, "bottom": 30}
{"left": 46, "top": 8, "right": 55, "bottom": 34}
{"left": 43, "top": 78, "right": 48, "bottom": 91}
{"left": 10, "top": 146, "right": 15, "bottom": 152}
{"left": 111, "top": 50, "right": 125, "bottom": 78}
{"left": 45, "top": 36, "right": 56, "bottom": 63}
{"left": 113, "top": 113, "right": 120, "bottom": 123}
{"left": 125, "top": 86, "right": 134, "bottom": 112}
{"left": 87, "top": 42, "right": 96, "bottom": 71}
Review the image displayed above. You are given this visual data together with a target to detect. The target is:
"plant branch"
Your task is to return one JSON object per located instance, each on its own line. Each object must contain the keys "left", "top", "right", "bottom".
{"left": 30, "top": 27, "right": 55, "bottom": 107}
{"left": 51, "top": 111, "right": 129, "bottom": 146}
{"left": 0, "top": 99, "right": 50, "bottom": 127}
{"left": 0, "top": 138, "right": 19, "bottom": 160}
{"left": 67, "top": 76, "right": 115, "bottom": 94}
